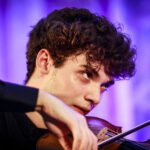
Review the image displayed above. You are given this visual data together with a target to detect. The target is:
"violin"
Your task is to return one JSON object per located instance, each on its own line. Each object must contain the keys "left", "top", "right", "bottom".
{"left": 36, "top": 116, "right": 150, "bottom": 150}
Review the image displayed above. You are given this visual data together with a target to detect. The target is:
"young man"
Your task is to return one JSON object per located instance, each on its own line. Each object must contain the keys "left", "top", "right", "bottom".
{"left": 0, "top": 7, "right": 136, "bottom": 150}
{"left": 0, "top": 80, "right": 99, "bottom": 150}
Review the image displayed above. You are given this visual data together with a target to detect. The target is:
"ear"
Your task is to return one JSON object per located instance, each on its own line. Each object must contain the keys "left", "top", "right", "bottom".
{"left": 36, "top": 49, "right": 53, "bottom": 75}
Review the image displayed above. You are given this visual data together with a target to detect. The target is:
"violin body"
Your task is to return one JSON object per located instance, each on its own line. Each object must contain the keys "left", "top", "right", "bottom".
{"left": 36, "top": 116, "right": 150, "bottom": 150}
{"left": 36, "top": 134, "right": 120, "bottom": 150}
{"left": 36, "top": 116, "right": 122, "bottom": 150}
{"left": 36, "top": 134, "right": 150, "bottom": 150}
{"left": 36, "top": 132, "right": 120, "bottom": 150}
{"left": 36, "top": 133, "right": 64, "bottom": 150}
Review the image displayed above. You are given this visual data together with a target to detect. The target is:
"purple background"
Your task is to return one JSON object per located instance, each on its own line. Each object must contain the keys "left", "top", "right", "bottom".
{"left": 0, "top": 0, "right": 149, "bottom": 142}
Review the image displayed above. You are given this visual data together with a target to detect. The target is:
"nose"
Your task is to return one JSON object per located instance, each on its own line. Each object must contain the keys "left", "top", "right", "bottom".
{"left": 84, "top": 82, "right": 101, "bottom": 105}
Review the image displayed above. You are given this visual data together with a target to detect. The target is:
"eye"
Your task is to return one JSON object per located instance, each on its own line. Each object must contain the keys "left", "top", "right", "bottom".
{"left": 100, "top": 86, "right": 107, "bottom": 93}
{"left": 82, "top": 71, "right": 93, "bottom": 80}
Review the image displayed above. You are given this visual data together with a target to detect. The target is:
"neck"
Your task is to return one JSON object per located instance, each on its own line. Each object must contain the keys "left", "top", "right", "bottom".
{"left": 26, "top": 74, "right": 43, "bottom": 89}
{"left": 25, "top": 74, "right": 47, "bottom": 129}
{"left": 26, "top": 111, "right": 47, "bottom": 129}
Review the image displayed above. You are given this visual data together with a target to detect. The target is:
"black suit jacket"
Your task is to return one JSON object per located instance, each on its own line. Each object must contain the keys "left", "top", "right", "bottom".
{"left": 0, "top": 80, "right": 38, "bottom": 112}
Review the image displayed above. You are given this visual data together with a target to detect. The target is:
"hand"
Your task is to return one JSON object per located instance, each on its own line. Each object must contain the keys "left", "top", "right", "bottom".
{"left": 36, "top": 90, "right": 98, "bottom": 150}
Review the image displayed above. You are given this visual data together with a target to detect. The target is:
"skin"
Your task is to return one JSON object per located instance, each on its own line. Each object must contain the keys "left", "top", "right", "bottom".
{"left": 26, "top": 49, "right": 114, "bottom": 150}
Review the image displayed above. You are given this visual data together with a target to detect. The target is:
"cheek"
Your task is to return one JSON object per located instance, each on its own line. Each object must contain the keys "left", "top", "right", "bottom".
{"left": 57, "top": 74, "right": 85, "bottom": 99}
{"left": 62, "top": 76, "right": 82, "bottom": 95}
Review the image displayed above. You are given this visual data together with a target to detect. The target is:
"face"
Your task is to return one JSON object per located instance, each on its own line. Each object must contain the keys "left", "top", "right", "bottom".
{"left": 35, "top": 52, "right": 114, "bottom": 115}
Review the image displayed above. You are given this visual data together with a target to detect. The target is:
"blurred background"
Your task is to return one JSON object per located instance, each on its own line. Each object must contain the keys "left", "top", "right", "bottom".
{"left": 0, "top": 0, "right": 149, "bottom": 142}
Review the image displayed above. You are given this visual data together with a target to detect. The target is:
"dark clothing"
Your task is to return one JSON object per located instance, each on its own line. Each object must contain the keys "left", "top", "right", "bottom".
{"left": 0, "top": 80, "right": 47, "bottom": 150}
{"left": 0, "top": 80, "right": 38, "bottom": 112}
{"left": 0, "top": 112, "right": 47, "bottom": 150}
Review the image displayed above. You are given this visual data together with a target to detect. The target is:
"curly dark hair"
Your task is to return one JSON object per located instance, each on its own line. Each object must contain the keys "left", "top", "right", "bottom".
{"left": 25, "top": 7, "right": 136, "bottom": 83}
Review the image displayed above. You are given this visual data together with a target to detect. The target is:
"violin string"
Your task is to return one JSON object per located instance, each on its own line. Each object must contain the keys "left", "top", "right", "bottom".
{"left": 106, "top": 131, "right": 126, "bottom": 143}
{"left": 91, "top": 127, "right": 126, "bottom": 143}
{"left": 98, "top": 120, "right": 150, "bottom": 147}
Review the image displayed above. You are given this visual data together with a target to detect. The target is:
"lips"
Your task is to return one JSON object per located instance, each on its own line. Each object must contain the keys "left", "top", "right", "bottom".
{"left": 71, "top": 105, "right": 91, "bottom": 115}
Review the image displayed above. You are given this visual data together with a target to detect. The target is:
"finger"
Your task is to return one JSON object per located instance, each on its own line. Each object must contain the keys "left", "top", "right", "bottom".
{"left": 89, "top": 130, "right": 98, "bottom": 150}
{"left": 58, "top": 136, "right": 72, "bottom": 150}
{"left": 72, "top": 121, "right": 97, "bottom": 150}
{"left": 72, "top": 118, "right": 89, "bottom": 150}
{"left": 71, "top": 123, "right": 82, "bottom": 150}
